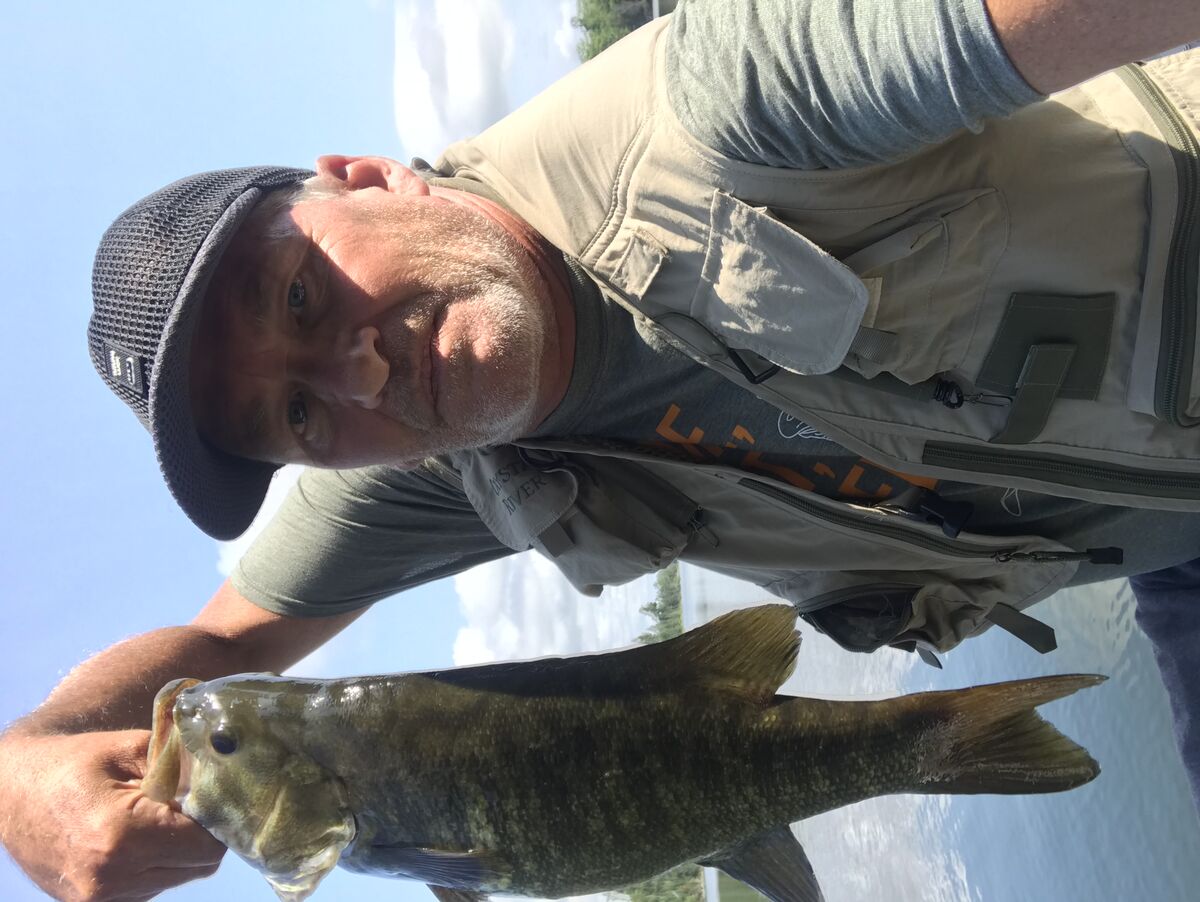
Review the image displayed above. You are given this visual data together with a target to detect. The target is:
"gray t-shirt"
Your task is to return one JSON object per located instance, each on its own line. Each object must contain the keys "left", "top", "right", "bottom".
{"left": 234, "top": 0, "right": 1195, "bottom": 615}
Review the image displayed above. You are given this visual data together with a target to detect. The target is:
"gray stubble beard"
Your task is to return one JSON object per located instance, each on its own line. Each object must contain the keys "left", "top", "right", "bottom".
{"left": 373, "top": 201, "right": 549, "bottom": 457}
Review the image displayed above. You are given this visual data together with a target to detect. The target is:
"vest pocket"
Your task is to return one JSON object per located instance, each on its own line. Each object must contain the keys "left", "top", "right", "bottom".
{"left": 1115, "top": 60, "right": 1200, "bottom": 427}
{"left": 690, "top": 190, "right": 869, "bottom": 376}
{"left": 832, "top": 187, "right": 1010, "bottom": 386}
{"left": 529, "top": 457, "right": 703, "bottom": 597}
{"left": 691, "top": 188, "right": 1009, "bottom": 389}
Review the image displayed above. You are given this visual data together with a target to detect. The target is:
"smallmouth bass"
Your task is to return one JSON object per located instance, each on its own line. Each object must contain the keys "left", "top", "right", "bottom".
{"left": 143, "top": 604, "right": 1102, "bottom": 902}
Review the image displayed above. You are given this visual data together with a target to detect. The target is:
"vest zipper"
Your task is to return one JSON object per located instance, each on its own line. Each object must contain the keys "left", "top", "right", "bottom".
{"left": 738, "top": 477, "right": 1024, "bottom": 561}
{"left": 923, "top": 441, "right": 1200, "bottom": 501}
{"left": 993, "top": 548, "right": 1122, "bottom": 564}
{"left": 1117, "top": 63, "right": 1200, "bottom": 427}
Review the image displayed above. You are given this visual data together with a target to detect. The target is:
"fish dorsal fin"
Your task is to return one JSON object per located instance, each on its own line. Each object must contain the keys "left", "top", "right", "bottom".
{"left": 700, "top": 825, "right": 825, "bottom": 902}
{"left": 659, "top": 604, "right": 800, "bottom": 703}
{"left": 422, "top": 604, "right": 799, "bottom": 705}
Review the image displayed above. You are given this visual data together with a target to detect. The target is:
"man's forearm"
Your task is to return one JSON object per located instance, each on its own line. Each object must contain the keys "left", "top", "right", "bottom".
{"left": 6, "top": 625, "right": 251, "bottom": 738}
{"left": 988, "top": 0, "right": 1200, "bottom": 93}
{"left": 7, "top": 580, "right": 362, "bottom": 740}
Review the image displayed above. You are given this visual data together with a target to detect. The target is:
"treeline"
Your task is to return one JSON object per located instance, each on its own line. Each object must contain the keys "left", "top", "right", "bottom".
{"left": 609, "top": 561, "right": 707, "bottom": 902}
{"left": 573, "top": 0, "right": 655, "bottom": 60}
{"left": 622, "top": 861, "right": 706, "bottom": 902}
{"left": 638, "top": 562, "right": 683, "bottom": 643}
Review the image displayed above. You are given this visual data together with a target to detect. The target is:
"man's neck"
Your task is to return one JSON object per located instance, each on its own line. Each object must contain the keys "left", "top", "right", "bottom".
{"left": 429, "top": 183, "right": 576, "bottom": 427}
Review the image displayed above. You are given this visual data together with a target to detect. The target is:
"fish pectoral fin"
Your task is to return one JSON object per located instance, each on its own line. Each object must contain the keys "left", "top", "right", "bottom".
{"left": 427, "top": 884, "right": 489, "bottom": 902}
{"left": 700, "top": 825, "right": 825, "bottom": 902}
{"left": 353, "top": 843, "right": 509, "bottom": 890}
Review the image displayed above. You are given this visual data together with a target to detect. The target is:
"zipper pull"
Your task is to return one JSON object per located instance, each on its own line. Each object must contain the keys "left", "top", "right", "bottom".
{"left": 932, "top": 379, "right": 964, "bottom": 409}
{"left": 686, "top": 510, "right": 719, "bottom": 547}
{"left": 993, "top": 547, "right": 1124, "bottom": 565}
{"left": 963, "top": 391, "right": 1012, "bottom": 407}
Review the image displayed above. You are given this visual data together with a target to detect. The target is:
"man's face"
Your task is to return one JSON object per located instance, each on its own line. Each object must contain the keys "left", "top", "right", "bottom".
{"left": 190, "top": 156, "right": 569, "bottom": 469}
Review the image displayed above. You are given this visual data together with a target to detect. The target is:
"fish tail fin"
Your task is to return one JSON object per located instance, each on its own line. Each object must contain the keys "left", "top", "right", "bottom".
{"left": 910, "top": 674, "right": 1104, "bottom": 795}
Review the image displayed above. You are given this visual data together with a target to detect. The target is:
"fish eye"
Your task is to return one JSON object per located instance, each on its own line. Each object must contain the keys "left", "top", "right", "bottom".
{"left": 210, "top": 730, "right": 238, "bottom": 755}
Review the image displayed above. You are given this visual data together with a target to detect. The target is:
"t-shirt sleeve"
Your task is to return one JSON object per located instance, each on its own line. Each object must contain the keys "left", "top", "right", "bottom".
{"left": 665, "top": 0, "right": 1043, "bottom": 169}
{"left": 231, "top": 462, "right": 513, "bottom": 617}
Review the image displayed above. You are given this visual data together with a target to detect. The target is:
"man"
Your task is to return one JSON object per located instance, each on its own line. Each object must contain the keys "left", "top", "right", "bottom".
{"left": 3, "top": 1, "right": 1200, "bottom": 899}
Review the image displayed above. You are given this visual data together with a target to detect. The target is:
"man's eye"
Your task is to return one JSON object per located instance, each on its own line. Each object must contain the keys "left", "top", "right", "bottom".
{"left": 287, "top": 394, "right": 308, "bottom": 433}
{"left": 287, "top": 278, "right": 306, "bottom": 312}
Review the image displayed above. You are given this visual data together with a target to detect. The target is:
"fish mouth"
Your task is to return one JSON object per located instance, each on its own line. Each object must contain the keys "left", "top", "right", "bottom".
{"left": 142, "top": 678, "right": 202, "bottom": 804}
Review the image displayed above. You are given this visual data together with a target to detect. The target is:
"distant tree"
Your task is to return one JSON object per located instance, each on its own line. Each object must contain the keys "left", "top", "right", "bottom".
{"left": 619, "top": 861, "right": 706, "bottom": 902}
{"left": 612, "top": 566, "right": 702, "bottom": 902}
{"left": 638, "top": 562, "right": 683, "bottom": 644}
{"left": 573, "top": 0, "right": 654, "bottom": 61}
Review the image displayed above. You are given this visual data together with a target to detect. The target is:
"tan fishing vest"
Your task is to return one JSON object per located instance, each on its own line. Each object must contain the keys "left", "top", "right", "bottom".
{"left": 439, "top": 18, "right": 1200, "bottom": 511}
{"left": 430, "top": 19, "right": 1200, "bottom": 659}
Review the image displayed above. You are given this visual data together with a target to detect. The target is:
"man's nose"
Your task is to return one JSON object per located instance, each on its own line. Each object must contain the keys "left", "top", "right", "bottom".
{"left": 296, "top": 325, "right": 389, "bottom": 408}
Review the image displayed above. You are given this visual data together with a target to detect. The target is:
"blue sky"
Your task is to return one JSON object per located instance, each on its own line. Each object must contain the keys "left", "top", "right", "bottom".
{"left": 4, "top": 3, "right": 1200, "bottom": 901}
{"left": 0, "top": 3, "right": 656, "bottom": 900}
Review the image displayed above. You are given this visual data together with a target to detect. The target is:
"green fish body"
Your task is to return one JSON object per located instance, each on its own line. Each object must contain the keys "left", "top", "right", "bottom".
{"left": 144, "top": 605, "right": 1102, "bottom": 902}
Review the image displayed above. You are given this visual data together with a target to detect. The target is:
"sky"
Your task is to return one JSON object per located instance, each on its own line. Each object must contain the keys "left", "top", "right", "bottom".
{"left": 0, "top": 2, "right": 657, "bottom": 900}
{"left": 3, "top": 3, "right": 1200, "bottom": 902}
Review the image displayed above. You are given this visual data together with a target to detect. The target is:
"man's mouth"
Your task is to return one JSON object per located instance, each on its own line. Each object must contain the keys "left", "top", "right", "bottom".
{"left": 428, "top": 305, "right": 448, "bottom": 422}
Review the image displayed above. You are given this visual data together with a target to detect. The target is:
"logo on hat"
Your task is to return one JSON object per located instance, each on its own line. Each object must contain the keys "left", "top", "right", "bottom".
{"left": 105, "top": 342, "right": 147, "bottom": 397}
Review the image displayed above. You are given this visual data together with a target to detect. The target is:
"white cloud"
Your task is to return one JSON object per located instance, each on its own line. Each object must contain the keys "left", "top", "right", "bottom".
{"left": 452, "top": 552, "right": 657, "bottom": 664}
{"left": 391, "top": 0, "right": 516, "bottom": 158}
{"left": 554, "top": 1, "right": 583, "bottom": 59}
{"left": 391, "top": 0, "right": 582, "bottom": 160}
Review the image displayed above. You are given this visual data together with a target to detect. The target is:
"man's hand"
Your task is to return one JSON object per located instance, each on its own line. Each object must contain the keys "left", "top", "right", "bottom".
{"left": 0, "top": 729, "right": 224, "bottom": 902}
{"left": 0, "top": 581, "right": 365, "bottom": 900}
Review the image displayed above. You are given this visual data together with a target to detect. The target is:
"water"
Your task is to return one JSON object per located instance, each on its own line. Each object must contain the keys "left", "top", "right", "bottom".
{"left": 681, "top": 567, "right": 1200, "bottom": 902}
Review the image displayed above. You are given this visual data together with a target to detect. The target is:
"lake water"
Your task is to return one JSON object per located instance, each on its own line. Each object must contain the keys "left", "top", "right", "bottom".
{"left": 681, "top": 566, "right": 1200, "bottom": 902}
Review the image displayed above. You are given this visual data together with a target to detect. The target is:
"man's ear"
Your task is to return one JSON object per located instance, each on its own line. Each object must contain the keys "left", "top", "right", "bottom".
{"left": 315, "top": 155, "right": 429, "bottom": 196}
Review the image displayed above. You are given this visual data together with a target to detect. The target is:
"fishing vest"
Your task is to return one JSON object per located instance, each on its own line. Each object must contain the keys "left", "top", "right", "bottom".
{"left": 438, "top": 18, "right": 1200, "bottom": 511}
{"left": 430, "top": 19, "right": 1200, "bottom": 659}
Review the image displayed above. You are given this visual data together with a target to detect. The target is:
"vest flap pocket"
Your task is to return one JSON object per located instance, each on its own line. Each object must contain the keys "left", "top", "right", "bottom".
{"left": 833, "top": 187, "right": 1008, "bottom": 385}
{"left": 456, "top": 447, "right": 579, "bottom": 551}
{"left": 530, "top": 457, "right": 702, "bottom": 597}
{"left": 692, "top": 191, "right": 868, "bottom": 375}
{"left": 797, "top": 583, "right": 920, "bottom": 653}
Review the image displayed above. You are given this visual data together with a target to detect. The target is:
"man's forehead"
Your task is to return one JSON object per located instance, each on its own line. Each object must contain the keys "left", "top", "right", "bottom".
{"left": 207, "top": 218, "right": 304, "bottom": 321}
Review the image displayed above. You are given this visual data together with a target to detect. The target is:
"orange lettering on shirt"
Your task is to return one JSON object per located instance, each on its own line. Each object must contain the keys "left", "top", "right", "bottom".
{"left": 654, "top": 404, "right": 706, "bottom": 460}
{"left": 839, "top": 464, "right": 892, "bottom": 499}
{"left": 742, "top": 452, "right": 816, "bottom": 491}
{"left": 872, "top": 462, "right": 939, "bottom": 490}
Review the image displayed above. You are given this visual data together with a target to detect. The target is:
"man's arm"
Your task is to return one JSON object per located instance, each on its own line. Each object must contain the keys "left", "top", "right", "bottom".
{"left": 988, "top": 0, "right": 1200, "bottom": 93}
{"left": 0, "top": 580, "right": 363, "bottom": 902}
{"left": 666, "top": 0, "right": 1200, "bottom": 170}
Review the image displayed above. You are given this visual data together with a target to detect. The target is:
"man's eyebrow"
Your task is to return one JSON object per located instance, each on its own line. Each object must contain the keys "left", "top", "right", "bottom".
{"left": 243, "top": 266, "right": 272, "bottom": 329}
